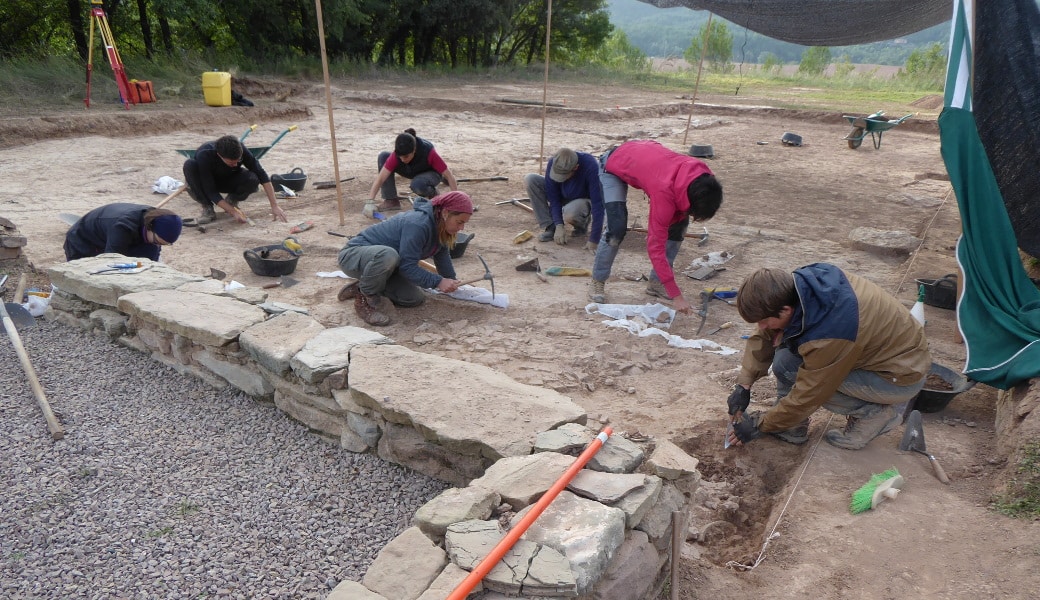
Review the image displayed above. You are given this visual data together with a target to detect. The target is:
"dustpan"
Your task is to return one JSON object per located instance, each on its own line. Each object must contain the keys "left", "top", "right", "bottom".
{"left": 516, "top": 258, "right": 540, "bottom": 272}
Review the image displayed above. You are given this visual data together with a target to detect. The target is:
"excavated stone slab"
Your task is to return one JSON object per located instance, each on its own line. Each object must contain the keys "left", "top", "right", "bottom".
{"left": 591, "top": 530, "right": 660, "bottom": 600}
{"left": 413, "top": 485, "right": 501, "bottom": 541}
{"left": 545, "top": 423, "right": 644, "bottom": 474}
{"left": 327, "top": 580, "right": 388, "bottom": 600}
{"left": 239, "top": 311, "right": 326, "bottom": 377}
{"left": 646, "top": 438, "right": 700, "bottom": 480}
{"left": 849, "top": 227, "right": 921, "bottom": 257}
{"left": 118, "top": 290, "right": 266, "bottom": 347}
{"left": 416, "top": 563, "right": 480, "bottom": 600}
{"left": 362, "top": 526, "right": 447, "bottom": 600}
{"left": 468, "top": 453, "right": 575, "bottom": 510}
{"left": 290, "top": 327, "right": 391, "bottom": 384}
{"left": 351, "top": 345, "right": 586, "bottom": 460}
{"left": 567, "top": 470, "right": 649, "bottom": 504}
{"left": 48, "top": 254, "right": 204, "bottom": 308}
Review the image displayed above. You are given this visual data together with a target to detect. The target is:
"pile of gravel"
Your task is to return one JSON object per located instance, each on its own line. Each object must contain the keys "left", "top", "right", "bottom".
{"left": 0, "top": 319, "right": 448, "bottom": 599}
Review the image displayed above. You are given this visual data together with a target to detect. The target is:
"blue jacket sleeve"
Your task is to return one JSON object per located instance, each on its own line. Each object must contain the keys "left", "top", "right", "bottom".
{"left": 397, "top": 224, "right": 447, "bottom": 289}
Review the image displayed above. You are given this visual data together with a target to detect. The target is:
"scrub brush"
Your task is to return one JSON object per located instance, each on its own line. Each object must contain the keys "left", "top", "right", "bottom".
{"left": 850, "top": 468, "right": 904, "bottom": 514}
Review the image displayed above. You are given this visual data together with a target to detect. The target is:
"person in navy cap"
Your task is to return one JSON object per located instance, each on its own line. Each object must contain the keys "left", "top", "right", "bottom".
{"left": 64, "top": 203, "right": 183, "bottom": 262}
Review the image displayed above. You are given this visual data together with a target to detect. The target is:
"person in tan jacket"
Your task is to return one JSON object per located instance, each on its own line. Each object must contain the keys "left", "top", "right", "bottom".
{"left": 725, "top": 264, "right": 932, "bottom": 450}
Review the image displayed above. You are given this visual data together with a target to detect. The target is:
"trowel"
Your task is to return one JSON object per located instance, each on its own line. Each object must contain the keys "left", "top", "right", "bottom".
{"left": 261, "top": 275, "right": 300, "bottom": 290}
{"left": 899, "top": 409, "right": 950, "bottom": 484}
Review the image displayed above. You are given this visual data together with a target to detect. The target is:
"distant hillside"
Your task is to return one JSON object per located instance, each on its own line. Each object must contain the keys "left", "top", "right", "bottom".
{"left": 606, "top": 0, "right": 951, "bottom": 65}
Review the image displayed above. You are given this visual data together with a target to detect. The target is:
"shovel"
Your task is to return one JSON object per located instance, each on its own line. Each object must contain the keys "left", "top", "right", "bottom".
{"left": 899, "top": 409, "right": 950, "bottom": 484}
{"left": 0, "top": 299, "right": 63, "bottom": 440}
{"left": 262, "top": 275, "right": 300, "bottom": 289}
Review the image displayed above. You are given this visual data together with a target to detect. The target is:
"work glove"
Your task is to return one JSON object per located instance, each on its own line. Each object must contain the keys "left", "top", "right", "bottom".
{"left": 731, "top": 412, "right": 762, "bottom": 444}
{"left": 583, "top": 241, "right": 597, "bottom": 252}
{"left": 727, "top": 384, "right": 751, "bottom": 417}
{"left": 362, "top": 202, "right": 377, "bottom": 219}
{"left": 554, "top": 224, "right": 569, "bottom": 245}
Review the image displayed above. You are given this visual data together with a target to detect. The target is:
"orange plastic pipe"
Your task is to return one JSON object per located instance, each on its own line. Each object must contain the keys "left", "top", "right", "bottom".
{"left": 446, "top": 426, "right": 613, "bottom": 600}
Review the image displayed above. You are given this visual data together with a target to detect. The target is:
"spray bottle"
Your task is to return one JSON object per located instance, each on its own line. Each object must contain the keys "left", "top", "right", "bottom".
{"left": 910, "top": 284, "right": 926, "bottom": 326}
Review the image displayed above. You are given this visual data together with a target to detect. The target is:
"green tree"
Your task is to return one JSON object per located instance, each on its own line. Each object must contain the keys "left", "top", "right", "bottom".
{"left": 760, "top": 51, "right": 782, "bottom": 74}
{"left": 575, "top": 29, "right": 648, "bottom": 71}
{"left": 897, "top": 41, "right": 946, "bottom": 89}
{"left": 798, "top": 46, "right": 831, "bottom": 76}
{"left": 683, "top": 19, "right": 732, "bottom": 73}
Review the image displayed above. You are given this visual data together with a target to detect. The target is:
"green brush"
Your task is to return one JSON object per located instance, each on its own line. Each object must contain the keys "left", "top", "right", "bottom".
{"left": 850, "top": 468, "right": 904, "bottom": 514}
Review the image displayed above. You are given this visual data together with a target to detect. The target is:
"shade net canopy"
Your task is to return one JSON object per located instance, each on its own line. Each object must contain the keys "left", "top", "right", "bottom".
{"left": 638, "top": 0, "right": 951, "bottom": 46}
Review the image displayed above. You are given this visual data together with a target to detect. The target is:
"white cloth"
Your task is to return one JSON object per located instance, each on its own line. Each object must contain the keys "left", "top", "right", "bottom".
{"left": 317, "top": 270, "right": 508, "bottom": 308}
{"left": 152, "top": 176, "right": 183, "bottom": 195}
{"left": 586, "top": 302, "right": 738, "bottom": 354}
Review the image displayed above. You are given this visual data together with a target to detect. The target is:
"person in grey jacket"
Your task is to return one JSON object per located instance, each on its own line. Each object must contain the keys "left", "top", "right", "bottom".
{"left": 336, "top": 191, "right": 473, "bottom": 326}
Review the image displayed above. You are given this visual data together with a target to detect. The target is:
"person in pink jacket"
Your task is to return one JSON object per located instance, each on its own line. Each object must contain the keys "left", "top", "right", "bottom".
{"left": 589, "top": 140, "right": 723, "bottom": 313}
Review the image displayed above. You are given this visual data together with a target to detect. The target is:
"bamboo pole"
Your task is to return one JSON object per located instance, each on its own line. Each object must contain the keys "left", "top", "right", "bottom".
{"left": 538, "top": 0, "right": 554, "bottom": 172}
{"left": 682, "top": 12, "right": 713, "bottom": 147}
{"left": 314, "top": 0, "right": 346, "bottom": 226}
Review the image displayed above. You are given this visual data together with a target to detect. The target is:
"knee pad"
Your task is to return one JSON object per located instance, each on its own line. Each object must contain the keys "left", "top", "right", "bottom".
{"left": 604, "top": 202, "right": 628, "bottom": 246}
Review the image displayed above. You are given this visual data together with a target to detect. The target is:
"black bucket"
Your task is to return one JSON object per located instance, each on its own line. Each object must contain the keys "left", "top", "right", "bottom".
{"left": 915, "top": 274, "right": 958, "bottom": 310}
{"left": 271, "top": 167, "right": 307, "bottom": 192}
{"left": 910, "top": 362, "right": 977, "bottom": 414}
{"left": 244, "top": 244, "right": 300, "bottom": 277}
{"left": 451, "top": 232, "right": 475, "bottom": 259}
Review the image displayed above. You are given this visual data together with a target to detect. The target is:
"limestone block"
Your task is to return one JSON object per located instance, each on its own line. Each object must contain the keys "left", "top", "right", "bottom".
{"left": 351, "top": 344, "right": 586, "bottom": 461}
{"left": 48, "top": 255, "right": 204, "bottom": 308}
{"left": 327, "top": 580, "right": 387, "bottom": 600}
{"left": 416, "top": 563, "right": 481, "bottom": 599}
{"left": 635, "top": 484, "right": 687, "bottom": 551}
{"left": 377, "top": 422, "right": 489, "bottom": 487}
{"left": 611, "top": 475, "right": 662, "bottom": 529}
{"left": 591, "top": 530, "right": 659, "bottom": 600}
{"left": 118, "top": 290, "right": 266, "bottom": 347}
{"left": 332, "top": 388, "right": 369, "bottom": 414}
{"left": 274, "top": 390, "right": 346, "bottom": 438}
{"left": 413, "top": 485, "right": 501, "bottom": 541}
{"left": 363, "top": 526, "right": 447, "bottom": 600}
{"left": 469, "top": 453, "right": 575, "bottom": 510}
{"left": 512, "top": 491, "right": 626, "bottom": 596}
{"left": 340, "top": 428, "right": 370, "bottom": 453}
{"left": 176, "top": 279, "right": 227, "bottom": 295}
{"left": 646, "top": 439, "right": 700, "bottom": 480}
{"left": 196, "top": 348, "right": 274, "bottom": 400}
{"left": 347, "top": 412, "right": 381, "bottom": 448}
{"left": 567, "top": 470, "right": 650, "bottom": 504}
{"left": 88, "top": 308, "right": 127, "bottom": 338}
{"left": 239, "top": 311, "right": 326, "bottom": 377}
{"left": 290, "top": 326, "right": 391, "bottom": 384}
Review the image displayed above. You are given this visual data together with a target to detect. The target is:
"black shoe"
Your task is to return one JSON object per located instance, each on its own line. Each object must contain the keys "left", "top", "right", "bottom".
{"left": 537, "top": 225, "right": 555, "bottom": 242}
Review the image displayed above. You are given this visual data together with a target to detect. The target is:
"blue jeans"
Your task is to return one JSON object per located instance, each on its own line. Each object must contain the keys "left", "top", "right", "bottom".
{"left": 592, "top": 148, "right": 629, "bottom": 282}
{"left": 337, "top": 245, "right": 426, "bottom": 307}
{"left": 772, "top": 347, "right": 924, "bottom": 417}
{"left": 377, "top": 152, "right": 443, "bottom": 199}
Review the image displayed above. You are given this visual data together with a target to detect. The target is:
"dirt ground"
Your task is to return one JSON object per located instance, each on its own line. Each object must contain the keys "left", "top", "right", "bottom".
{"left": 3, "top": 76, "right": 1039, "bottom": 598}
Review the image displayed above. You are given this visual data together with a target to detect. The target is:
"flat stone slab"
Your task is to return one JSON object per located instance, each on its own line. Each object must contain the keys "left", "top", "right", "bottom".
{"left": 350, "top": 345, "right": 586, "bottom": 460}
{"left": 239, "top": 311, "right": 326, "bottom": 377}
{"left": 848, "top": 227, "right": 921, "bottom": 257}
{"left": 290, "top": 326, "right": 391, "bottom": 384}
{"left": 48, "top": 254, "right": 205, "bottom": 308}
{"left": 117, "top": 290, "right": 267, "bottom": 347}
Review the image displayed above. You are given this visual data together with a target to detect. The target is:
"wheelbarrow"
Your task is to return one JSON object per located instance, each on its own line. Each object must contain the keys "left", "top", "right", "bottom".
{"left": 175, "top": 125, "right": 298, "bottom": 160}
{"left": 842, "top": 110, "right": 913, "bottom": 149}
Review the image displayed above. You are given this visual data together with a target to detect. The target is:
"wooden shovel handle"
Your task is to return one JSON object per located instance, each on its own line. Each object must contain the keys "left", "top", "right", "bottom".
{"left": 0, "top": 302, "right": 64, "bottom": 440}
{"left": 155, "top": 185, "right": 187, "bottom": 209}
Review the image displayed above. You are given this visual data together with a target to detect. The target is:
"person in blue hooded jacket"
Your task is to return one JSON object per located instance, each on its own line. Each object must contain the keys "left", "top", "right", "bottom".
{"left": 336, "top": 191, "right": 473, "bottom": 326}
{"left": 64, "top": 203, "right": 182, "bottom": 262}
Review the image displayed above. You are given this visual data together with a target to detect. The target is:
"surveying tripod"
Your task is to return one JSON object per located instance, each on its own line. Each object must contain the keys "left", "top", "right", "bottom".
{"left": 85, "top": 0, "right": 132, "bottom": 109}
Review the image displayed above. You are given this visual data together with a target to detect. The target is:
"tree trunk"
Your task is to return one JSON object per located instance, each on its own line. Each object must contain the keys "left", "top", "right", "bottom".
{"left": 67, "top": 0, "right": 88, "bottom": 61}
{"left": 135, "top": 0, "right": 154, "bottom": 59}
{"left": 157, "top": 7, "right": 173, "bottom": 54}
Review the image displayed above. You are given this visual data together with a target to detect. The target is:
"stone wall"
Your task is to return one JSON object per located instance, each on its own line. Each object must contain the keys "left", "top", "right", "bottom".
{"left": 47, "top": 255, "right": 703, "bottom": 599}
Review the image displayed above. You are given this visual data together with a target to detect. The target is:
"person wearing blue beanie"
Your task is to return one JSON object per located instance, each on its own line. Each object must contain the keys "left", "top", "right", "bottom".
{"left": 64, "top": 203, "right": 183, "bottom": 262}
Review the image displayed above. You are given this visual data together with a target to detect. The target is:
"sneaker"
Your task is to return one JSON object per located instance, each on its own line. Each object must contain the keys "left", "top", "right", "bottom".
{"left": 824, "top": 405, "right": 900, "bottom": 450}
{"left": 769, "top": 419, "right": 810, "bottom": 445}
{"left": 197, "top": 204, "right": 217, "bottom": 225}
{"left": 538, "top": 225, "right": 556, "bottom": 242}
{"left": 645, "top": 279, "right": 669, "bottom": 298}
{"left": 337, "top": 281, "right": 358, "bottom": 302}
{"left": 354, "top": 293, "right": 391, "bottom": 326}
{"left": 589, "top": 280, "right": 606, "bottom": 303}
{"left": 378, "top": 197, "right": 403, "bottom": 212}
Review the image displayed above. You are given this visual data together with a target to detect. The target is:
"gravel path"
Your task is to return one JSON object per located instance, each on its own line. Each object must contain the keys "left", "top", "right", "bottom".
{"left": 0, "top": 319, "right": 448, "bottom": 599}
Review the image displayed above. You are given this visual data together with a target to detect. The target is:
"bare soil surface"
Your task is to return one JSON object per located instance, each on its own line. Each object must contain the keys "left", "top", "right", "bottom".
{"left": 3, "top": 76, "right": 1038, "bottom": 598}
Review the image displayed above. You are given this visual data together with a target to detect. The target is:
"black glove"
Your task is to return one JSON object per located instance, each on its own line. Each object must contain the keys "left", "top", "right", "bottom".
{"left": 727, "top": 385, "right": 751, "bottom": 416}
{"left": 732, "top": 412, "right": 762, "bottom": 443}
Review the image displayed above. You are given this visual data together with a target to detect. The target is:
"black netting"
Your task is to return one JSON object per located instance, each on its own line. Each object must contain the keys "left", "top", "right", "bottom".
{"left": 975, "top": 0, "right": 1040, "bottom": 258}
{"left": 639, "top": 0, "right": 951, "bottom": 46}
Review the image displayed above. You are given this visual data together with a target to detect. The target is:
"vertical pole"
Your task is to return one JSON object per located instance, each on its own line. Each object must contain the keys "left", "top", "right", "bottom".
{"left": 313, "top": 0, "right": 345, "bottom": 225}
{"left": 85, "top": 12, "right": 96, "bottom": 107}
{"left": 670, "top": 510, "right": 683, "bottom": 599}
{"left": 538, "top": 0, "right": 554, "bottom": 172}
{"left": 682, "top": 12, "right": 713, "bottom": 147}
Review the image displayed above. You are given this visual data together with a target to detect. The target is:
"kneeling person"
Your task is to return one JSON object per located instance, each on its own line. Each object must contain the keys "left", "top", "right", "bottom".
{"left": 64, "top": 203, "right": 182, "bottom": 262}
{"left": 524, "top": 148, "right": 603, "bottom": 249}
{"left": 726, "top": 264, "right": 931, "bottom": 450}
{"left": 336, "top": 191, "right": 474, "bottom": 326}
{"left": 182, "top": 135, "right": 287, "bottom": 224}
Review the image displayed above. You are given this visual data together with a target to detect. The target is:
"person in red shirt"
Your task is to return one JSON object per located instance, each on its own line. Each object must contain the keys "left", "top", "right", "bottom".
{"left": 364, "top": 128, "right": 459, "bottom": 215}
{"left": 589, "top": 140, "right": 723, "bottom": 313}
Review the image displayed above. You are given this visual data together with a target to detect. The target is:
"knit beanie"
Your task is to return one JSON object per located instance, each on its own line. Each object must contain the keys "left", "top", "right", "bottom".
{"left": 431, "top": 191, "right": 474, "bottom": 215}
{"left": 151, "top": 214, "right": 183, "bottom": 244}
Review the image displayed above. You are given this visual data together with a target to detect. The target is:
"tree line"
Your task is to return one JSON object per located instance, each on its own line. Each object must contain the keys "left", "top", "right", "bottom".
{"left": 0, "top": 0, "right": 614, "bottom": 67}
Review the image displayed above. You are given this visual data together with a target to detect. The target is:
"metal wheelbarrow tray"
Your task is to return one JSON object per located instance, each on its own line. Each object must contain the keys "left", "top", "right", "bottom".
{"left": 842, "top": 110, "right": 913, "bottom": 149}
{"left": 175, "top": 125, "right": 297, "bottom": 160}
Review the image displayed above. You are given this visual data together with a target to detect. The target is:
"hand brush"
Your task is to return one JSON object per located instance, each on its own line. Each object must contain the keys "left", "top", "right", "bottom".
{"left": 850, "top": 468, "right": 904, "bottom": 514}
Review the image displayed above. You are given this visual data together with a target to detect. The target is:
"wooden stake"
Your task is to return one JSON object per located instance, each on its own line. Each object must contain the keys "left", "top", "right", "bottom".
{"left": 314, "top": 0, "right": 346, "bottom": 226}
{"left": 682, "top": 12, "right": 713, "bottom": 147}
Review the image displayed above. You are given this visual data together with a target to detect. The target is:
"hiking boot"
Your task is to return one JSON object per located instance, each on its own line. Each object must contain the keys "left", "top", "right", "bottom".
{"left": 377, "top": 197, "right": 403, "bottom": 212}
{"left": 589, "top": 279, "right": 607, "bottom": 303}
{"left": 354, "top": 293, "right": 391, "bottom": 326}
{"left": 538, "top": 225, "right": 556, "bottom": 242}
{"left": 824, "top": 405, "right": 900, "bottom": 450}
{"left": 337, "top": 281, "right": 358, "bottom": 302}
{"left": 197, "top": 204, "right": 217, "bottom": 225}
{"left": 769, "top": 419, "right": 810, "bottom": 445}
{"left": 645, "top": 279, "right": 669, "bottom": 299}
